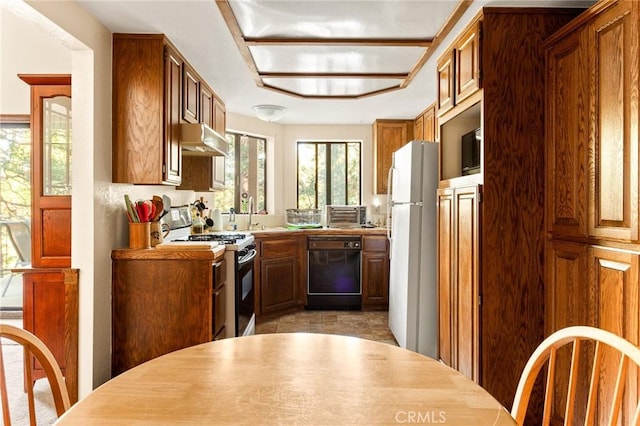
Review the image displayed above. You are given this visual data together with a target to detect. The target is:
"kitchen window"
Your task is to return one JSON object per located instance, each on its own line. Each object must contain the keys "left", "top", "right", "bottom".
{"left": 297, "top": 141, "right": 361, "bottom": 209}
{"left": 213, "top": 132, "right": 267, "bottom": 214}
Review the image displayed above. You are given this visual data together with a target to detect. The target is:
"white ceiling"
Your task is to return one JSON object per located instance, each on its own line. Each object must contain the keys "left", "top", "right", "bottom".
{"left": 76, "top": 0, "right": 593, "bottom": 125}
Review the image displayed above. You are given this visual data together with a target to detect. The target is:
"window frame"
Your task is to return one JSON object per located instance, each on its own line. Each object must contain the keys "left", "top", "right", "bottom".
{"left": 296, "top": 140, "right": 362, "bottom": 209}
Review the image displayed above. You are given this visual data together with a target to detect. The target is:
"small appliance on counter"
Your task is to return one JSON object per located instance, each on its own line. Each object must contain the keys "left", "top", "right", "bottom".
{"left": 326, "top": 205, "right": 367, "bottom": 228}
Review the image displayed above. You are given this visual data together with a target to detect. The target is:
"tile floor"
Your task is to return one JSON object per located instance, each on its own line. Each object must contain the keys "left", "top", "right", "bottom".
{"left": 255, "top": 309, "right": 398, "bottom": 346}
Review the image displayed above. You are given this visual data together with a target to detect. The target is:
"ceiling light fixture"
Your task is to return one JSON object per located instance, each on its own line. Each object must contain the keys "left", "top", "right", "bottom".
{"left": 252, "top": 104, "right": 287, "bottom": 122}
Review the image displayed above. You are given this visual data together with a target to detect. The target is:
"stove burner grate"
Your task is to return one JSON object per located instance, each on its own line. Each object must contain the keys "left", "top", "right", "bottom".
{"left": 188, "top": 234, "right": 247, "bottom": 244}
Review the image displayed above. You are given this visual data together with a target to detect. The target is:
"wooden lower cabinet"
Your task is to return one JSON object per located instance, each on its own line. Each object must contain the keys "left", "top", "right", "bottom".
{"left": 361, "top": 235, "right": 389, "bottom": 310}
{"left": 255, "top": 235, "right": 305, "bottom": 317}
{"left": 111, "top": 252, "right": 225, "bottom": 375}
{"left": 546, "top": 241, "right": 640, "bottom": 423}
{"left": 437, "top": 185, "right": 480, "bottom": 381}
{"left": 21, "top": 268, "right": 79, "bottom": 403}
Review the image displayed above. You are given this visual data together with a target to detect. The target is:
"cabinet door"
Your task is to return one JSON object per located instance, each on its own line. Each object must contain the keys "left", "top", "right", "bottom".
{"left": 588, "top": 245, "right": 640, "bottom": 425}
{"left": 455, "top": 22, "right": 481, "bottom": 104}
{"left": 213, "top": 97, "right": 226, "bottom": 135}
{"left": 213, "top": 156, "right": 225, "bottom": 190}
{"left": 182, "top": 62, "right": 200, "bottom": 124}
{"left": 178, "top": 156, "right": 214, "bottom": 192}
{"left": 22, "top": 271, "right": 66, "bottom": 379}
{"left": 454, "top": 185, "right": 480, "bottom": 382}
{"left": 164, "top": 45, "right": 182, "bottom": 185}
{"left": 437, "top": 51, "right": 455, "bottom": 115}
{"left": 200, "top": 84, "right": 214, "bottom": 128}
{"left": 373, "top": 121, "right": 411, "bottom": 194}
{"left": 423, "top": 104, "right": 436, "bottom": 142}
{"left": 413, "top": 115, "right": 424, "bottom": 141}
{"left": 437, "top": 188, "right": 454, "bottom": 367}
{"left": 588, "top": 1, "right": 639, "bottom": 242}
{"left": 362, "top": 236, "right": 389, "bottom": 309}
{"left": 260, "top": 256, "right": 299, "bottom": 314}
{"left": 545, "top": 239, "right": 591, "bottom": 424}
{"left": 546, "top": 28, "right": 588, "bottom": 239}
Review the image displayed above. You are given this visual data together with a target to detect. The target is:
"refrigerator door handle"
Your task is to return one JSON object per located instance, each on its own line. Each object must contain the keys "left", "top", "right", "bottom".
{"left": 387, "top": 165, "right": 394, "bottom": 245}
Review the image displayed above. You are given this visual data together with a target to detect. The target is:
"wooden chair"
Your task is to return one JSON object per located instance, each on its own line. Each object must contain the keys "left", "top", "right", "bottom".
{"left": 511, "top": 326, "right": 640, "bottom": 425}
{"left": 0, "top": 324, "right": 70, "bottom": 425}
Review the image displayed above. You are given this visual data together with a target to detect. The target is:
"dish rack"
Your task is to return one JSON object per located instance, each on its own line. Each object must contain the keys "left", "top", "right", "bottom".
{"left": 286, "top": 208, "right": 322, "bottom": 228}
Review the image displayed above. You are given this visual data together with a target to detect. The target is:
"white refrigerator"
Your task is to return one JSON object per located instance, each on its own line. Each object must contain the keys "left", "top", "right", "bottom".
{"left": 387, "top": 140, "right": 439, "bottom": 358}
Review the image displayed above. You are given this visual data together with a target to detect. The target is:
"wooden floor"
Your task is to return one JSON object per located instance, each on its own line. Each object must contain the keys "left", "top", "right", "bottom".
{"left": 255, "top": 310, "right": 398, "bottom": 346}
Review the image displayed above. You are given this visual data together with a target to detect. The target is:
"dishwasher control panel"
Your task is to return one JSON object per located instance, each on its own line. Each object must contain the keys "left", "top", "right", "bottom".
{"left": 308, "top": 236, "right": 362, "bottom": 250}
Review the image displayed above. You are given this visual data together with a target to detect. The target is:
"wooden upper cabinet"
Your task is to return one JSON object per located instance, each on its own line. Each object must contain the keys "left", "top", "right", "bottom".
{"left": 423, "top": 104, "right": 436, "bottom": 142}
{"left": 373, "top": 120, "right": 412, "bottom": 194}
{"left": 413, "top": 115, "right": 424, "bottom": 141}
{"left": 587, "top": 0, "right": 639, "bottom": 242}
{"left": 213, "top": 97, "right": 226, "bottom": 135}
{"left": 163, "top": 45, "right": 182, "bottom": 185}
{"left": 200, "top": 84, "right": 214, "bottom": 128}
{"left": 437, "top": 19, "right": 481, "bottom": 117}
{"left": 455, "top": 21, "right": 481, "bottom": 105}
{"left": 545, "top": 28, "right": 588, "bottom": 239}
{"left": 437, "top": 51, "right": 455, "bottom": 115}
{"left": 112, "top": 34, "right": 182, "bottom": 185}
{"left": 182, "top": 62, "right": 200, "bottom": 124}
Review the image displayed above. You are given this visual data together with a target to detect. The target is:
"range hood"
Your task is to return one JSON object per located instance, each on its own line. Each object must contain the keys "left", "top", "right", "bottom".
{"left": 180, "top": 123, "right": 228, "bottom": 156}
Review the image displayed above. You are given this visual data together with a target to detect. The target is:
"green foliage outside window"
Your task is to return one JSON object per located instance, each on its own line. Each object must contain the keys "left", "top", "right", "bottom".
{"left": 297, "top": 141, "right": 361, "bottom": 209}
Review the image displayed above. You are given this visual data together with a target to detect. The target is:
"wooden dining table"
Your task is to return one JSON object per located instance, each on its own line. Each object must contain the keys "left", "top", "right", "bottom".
{"left": 56, "top": 333, "right": 516, "bottom": 425}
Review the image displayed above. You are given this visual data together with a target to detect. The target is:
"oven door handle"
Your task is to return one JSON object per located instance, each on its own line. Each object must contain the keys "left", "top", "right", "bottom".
{"left": 238, "top": 249, "right": 257, "bottom": 266}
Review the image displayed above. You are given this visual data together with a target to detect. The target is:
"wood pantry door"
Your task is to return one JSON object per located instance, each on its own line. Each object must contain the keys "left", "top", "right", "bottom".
{"left": 18, "top": 75, "right": 71, "bottom": 268}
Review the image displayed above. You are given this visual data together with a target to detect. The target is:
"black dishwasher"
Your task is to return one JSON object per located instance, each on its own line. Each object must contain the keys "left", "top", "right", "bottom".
{"left": 307, "top": 235, "right": 362, "bottom": 309}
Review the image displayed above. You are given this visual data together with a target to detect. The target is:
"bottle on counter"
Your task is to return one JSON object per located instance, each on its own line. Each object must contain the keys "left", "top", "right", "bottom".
{"left": 192, "top": 213, "right": 205, "bottom": 234}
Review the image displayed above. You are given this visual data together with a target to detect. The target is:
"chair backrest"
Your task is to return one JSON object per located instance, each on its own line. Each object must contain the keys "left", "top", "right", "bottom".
{"left": 4, "top": 221, "right": 31, "bottom": 263}
{"left": 0, "top": 324, "right": 70, "bottom": 425}
{"left": 511, "top": 326, "right": 640, "bottom": 425}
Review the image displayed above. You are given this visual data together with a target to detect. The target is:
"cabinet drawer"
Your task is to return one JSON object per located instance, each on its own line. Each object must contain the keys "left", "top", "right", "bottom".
{"left": 363, "top": 236, "right": 388, "bottom": 252}
{"left": 213, "top": 285, "right": 226, "bottom": 338}
{"left": 260, "top": 238, "right": 298, "bottom": 258}
{"left": 214, "top": 259, "right": 226, "bottom": 290}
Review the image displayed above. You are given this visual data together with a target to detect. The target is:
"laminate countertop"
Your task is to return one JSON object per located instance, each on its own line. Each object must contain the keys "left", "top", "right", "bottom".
{"left": 250, "top": 226, "right": 388, "bottom": 237}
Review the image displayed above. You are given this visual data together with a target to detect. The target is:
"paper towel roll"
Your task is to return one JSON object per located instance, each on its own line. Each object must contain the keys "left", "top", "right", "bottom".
{"left": 212, "top": 209, "right": 223, "bottom": 231}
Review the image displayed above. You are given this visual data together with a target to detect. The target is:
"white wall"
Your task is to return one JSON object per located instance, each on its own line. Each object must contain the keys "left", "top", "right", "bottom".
{"left": 0, "top": 9, "right": 72, "bottom": 114}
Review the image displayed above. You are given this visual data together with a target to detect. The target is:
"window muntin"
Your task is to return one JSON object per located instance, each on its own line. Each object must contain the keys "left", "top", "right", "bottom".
{"left": 297, "top": 141, "right": 361, "bottom": 209}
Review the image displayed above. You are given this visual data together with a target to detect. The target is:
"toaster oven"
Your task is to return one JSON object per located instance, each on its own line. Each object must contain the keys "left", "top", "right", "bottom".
{"left": 326, "top": 205, "right": 367, "bottom": 228}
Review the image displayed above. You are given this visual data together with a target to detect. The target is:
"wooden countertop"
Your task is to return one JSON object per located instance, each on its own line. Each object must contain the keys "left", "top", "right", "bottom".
{"left": 57, "top": 333, "right": 516, "bottom": 425}
{"left": 111, "top": 245, "right": 225, "bottom": 260}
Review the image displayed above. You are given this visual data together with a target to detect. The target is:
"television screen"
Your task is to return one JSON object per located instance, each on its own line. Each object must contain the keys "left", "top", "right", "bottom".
{"left": 461, "top": 128, "right": 480, "bottom": 175}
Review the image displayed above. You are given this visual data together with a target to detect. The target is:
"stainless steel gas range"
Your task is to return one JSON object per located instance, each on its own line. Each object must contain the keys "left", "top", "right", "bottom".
{"left": 163, "top": 206, "right": 256, "bottom": 337}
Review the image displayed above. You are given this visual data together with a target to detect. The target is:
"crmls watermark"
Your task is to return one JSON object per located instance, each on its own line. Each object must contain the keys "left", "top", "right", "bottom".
{"left": 395, "top": 410, "right": 447, "bottom": 424}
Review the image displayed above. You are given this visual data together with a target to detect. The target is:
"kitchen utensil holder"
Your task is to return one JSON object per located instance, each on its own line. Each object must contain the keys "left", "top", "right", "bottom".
{"left": 129, "top": 222, "right": 151, "bottom": 249}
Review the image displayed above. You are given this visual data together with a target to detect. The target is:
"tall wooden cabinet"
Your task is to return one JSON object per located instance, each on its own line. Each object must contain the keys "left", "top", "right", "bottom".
{"left": 435, "top": 8, "right": 581, "bottom": 413}
{"left": 373, "top": 120, "right": 413, "bottom": 194}
{"left": 545, "top": 1, "right": 640, "bottom": 424}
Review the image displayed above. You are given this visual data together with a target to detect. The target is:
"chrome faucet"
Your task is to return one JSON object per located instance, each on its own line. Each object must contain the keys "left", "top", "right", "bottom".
{"left": 248, "top": 196, "right": 254, "bottom": 230}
